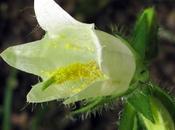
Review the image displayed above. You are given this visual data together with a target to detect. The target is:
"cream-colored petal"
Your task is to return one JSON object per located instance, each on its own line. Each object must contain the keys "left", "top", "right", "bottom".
{"left": 34, "top": 0, "right": 93, "bottom": 35}
{"left": 64, "top": 31, "right": 136, "bottom": 104}
{"left": 95, "top": 30, "right": 136, "bottom": 90}
{"left": 1, "top": 26, "right": 97, "bottom": 79}
{"left": 27, "top": 80, "right": 86, "bottom": 103}
{"left": 64, "top": 79, "right": 128, "bottom": 104}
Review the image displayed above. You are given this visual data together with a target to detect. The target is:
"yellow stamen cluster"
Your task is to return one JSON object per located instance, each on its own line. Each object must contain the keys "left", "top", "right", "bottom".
{"left": 42, "top": 61, "right": 103, "bottom": 90}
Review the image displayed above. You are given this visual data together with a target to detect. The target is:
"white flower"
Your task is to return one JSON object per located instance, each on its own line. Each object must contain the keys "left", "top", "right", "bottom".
{"left": 0, "top": 0, "right": 136, "bottom": 104}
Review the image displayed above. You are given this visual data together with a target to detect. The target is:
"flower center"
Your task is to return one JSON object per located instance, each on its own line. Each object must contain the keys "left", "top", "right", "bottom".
{"left": 42, "top": 61, "right": 103, "bottom": 90}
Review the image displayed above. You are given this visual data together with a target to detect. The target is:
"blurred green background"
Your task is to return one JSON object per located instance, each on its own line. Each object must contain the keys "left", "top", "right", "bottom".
{"left": 0, "top": 0, "right": 175, "bottom": 130}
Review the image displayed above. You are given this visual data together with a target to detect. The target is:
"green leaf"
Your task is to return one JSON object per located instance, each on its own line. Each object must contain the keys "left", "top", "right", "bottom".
{"left": 127, "top": 90, "right": 154, "bottom": 123}
{"left": 132, "top": 8, "right": 158, "bottom": 60}
{"left": 119, "top": 103, "right": 138, "bottom": 130}
{"left": 132, "top": 14, "right": 148, "bottom": 58}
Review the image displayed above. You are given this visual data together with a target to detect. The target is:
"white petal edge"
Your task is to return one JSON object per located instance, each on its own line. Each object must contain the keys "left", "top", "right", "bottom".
{"left": 64, "top": 80, "right": 127, "bottom": 104}
{"left": 27, "top": 80, "right": 84, "bottom": 103}
{"left": 34, "top": 0, "right": 94, "bottom": 36}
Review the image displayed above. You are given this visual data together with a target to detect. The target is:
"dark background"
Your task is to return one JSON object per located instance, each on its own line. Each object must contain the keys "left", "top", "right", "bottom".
{"left": 0, "top": 0, "right": 175, "bottom": 130}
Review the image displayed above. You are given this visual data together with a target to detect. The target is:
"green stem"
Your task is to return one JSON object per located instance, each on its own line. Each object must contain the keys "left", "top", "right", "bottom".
{"left": 2, "top": 69, "right": 17, "bottom": 130}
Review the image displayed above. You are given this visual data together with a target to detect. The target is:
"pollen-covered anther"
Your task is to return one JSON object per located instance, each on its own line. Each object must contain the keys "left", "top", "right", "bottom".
{"left": 42, "top": 61, "right": 103, "bottom": 90}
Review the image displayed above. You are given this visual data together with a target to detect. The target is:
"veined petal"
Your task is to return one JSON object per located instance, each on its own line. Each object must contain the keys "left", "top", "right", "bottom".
{"left": 64, "top": 31, "right": 136, "bottom": 104}
{"left": 95, "top": 30, "right": 136, "bottom": 90}
{"left": 1, "top": 26, "right": 97, "bottom": 79}
{"left": 34, "top": 0, "right": 93, "bottom": 35}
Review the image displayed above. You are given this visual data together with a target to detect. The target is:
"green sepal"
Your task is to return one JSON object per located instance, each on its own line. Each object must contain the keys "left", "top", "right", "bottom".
{"left": 127, "top": 89, "right": 154, "bottom": 123}
{"left": 131, "top": 8, "right": 158, "bottom": 60}
{"left": 151, "top": 84, "right": 175, "bottom": 122}
{"left": 71, "top": 97, "right": 103, "bottom": 116}
{"left": 140, "top": 97, "right": 175, "bottom": 130}
{"left": 70, "top": 95, "right": 118, "bottom": 116}
{"left": 119, "top": 103, "right": 138, "bottom": 130}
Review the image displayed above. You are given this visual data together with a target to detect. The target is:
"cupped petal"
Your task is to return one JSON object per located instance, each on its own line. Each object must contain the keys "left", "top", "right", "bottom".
{"left": 64, "top": 31, "right": 136, "bottom": 104}
{"left": 1, "top": 26, "right": 97, "bottom": 79}
{"left": 34, "top": 0, "right": 93, "bottom": 35}
{"left": 95, "top": 30, "right": 136, "bottom": 90}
